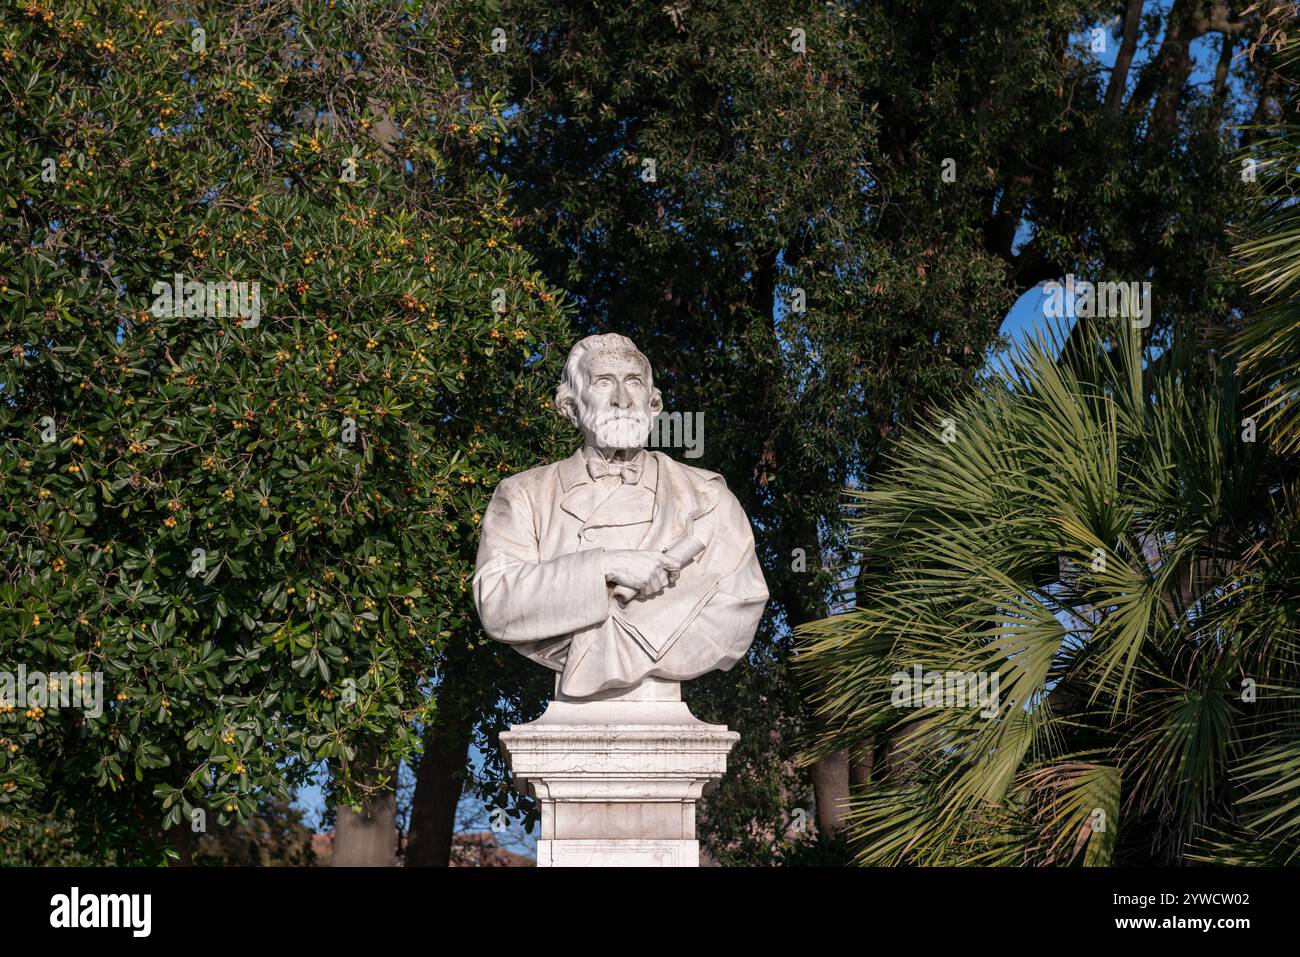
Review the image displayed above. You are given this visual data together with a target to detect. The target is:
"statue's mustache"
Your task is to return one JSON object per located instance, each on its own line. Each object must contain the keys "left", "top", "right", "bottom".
{"left": 582, "top": 409, "right": 651, "bottom": 444}
{"left": 592, "top": 409, "right": 650, "bottom": 426}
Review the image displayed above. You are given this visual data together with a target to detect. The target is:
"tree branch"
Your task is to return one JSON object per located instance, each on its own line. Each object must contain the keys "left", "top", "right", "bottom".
{"left": 1105, "top": 0, "right": 1145, "bottom": 115}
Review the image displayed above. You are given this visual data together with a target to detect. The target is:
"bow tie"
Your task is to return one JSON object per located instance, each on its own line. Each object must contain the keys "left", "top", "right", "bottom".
{"left": 587, "top": 454, "right": 644, "bottom": 484}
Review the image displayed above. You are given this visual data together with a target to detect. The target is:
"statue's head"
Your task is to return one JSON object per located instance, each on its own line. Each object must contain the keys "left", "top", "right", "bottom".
{"left": 555, "top": 334, "right": 663, "bottom": 451}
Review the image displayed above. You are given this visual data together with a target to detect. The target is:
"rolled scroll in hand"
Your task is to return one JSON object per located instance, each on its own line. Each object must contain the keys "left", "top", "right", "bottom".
{"left": 611, "top": 536, "right": 705, "bottom": 605}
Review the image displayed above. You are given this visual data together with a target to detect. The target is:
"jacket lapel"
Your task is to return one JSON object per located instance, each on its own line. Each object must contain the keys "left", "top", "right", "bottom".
{"left": 636, "top": 451, "right": 718, "bottom": 551}
{"left": 558, "top": 448, "right": 596, "bottom": 523}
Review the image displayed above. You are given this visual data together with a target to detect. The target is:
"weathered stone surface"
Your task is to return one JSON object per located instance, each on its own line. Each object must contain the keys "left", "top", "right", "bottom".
{"left": 501, "top": 678, "right": 737, "bottom": 867}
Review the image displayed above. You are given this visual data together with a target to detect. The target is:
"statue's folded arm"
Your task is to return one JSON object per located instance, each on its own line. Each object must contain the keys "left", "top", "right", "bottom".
{"left": 472, "top": 481, "right": 611, "bottom": 644}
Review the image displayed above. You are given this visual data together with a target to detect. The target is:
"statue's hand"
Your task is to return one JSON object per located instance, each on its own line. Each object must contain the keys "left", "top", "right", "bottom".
{"left": 603, "top": 549, "right": 682, "bottom": 599}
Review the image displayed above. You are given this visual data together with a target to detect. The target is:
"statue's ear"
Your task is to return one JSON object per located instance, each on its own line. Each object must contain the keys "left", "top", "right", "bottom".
{"left": 556, "top": 395, "right": 579, "bottom": 428}
{"left": 650, "top": 388, "right": 663, "bottom": 416}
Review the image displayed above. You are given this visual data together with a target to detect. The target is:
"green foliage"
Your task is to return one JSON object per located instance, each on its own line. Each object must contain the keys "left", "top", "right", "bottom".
{"left": 1, "top": 0, "right": 1286, "bottom": 866}
{"left": 472, "top": 0, "right": 1275, "bottom": 863}
{"left": 796, "top": 319, "right": 1300, "bottom": 865}
{"left": 192, "top": 797, "right": 318, "bottom": 866}
{"left": 0, "top": 0, "right": 573, "bottom": 860}
{"left": 1235, "top": 38, "right": 1300, "bottom": 456}
{"left": 687, "top": 630, "right": 814, "bottom": 866}
{"left": 774, "top": 827, "right": 853, "bottom": 867}
{"left": 0, "top": 809, "right": 115, "bottom": 866}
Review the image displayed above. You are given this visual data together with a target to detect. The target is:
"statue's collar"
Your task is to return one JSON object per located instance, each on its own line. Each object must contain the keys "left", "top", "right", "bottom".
{"left": 559, "top": 446, "right": 655, "bottom": 492}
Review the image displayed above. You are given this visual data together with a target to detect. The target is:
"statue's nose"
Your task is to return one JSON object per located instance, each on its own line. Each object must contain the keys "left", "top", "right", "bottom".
{"left": 613, "top": 380, "right": 632, "bottom": 407}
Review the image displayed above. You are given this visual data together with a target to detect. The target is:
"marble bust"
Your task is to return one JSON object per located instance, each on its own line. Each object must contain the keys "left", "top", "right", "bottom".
{"left": 472, "top": 333, "right": 769, "bottom": 698}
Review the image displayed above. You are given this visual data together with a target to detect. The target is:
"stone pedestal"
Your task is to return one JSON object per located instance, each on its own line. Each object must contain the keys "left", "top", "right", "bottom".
{"left": 500, "top": 677, "right": 738, "bottom": 867}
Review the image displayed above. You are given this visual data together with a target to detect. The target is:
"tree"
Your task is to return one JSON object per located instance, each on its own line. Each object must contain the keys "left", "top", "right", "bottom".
{"left": 796, "top": 315, "right": 1300, "bottom": 865}
{"left": 456, "top": 0, "right": 1285, "bottom": 859}
{"left": 191, "top": 797, "right": 318, "bottom": 866}
{"left": 0, "top": 0, "right": 573, "bottom": 863}
{"left": 1235, "top": 26, "right": 1300, "bottom": 455}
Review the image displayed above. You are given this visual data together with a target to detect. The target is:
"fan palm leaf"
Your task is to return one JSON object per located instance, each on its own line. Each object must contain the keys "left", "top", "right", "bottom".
{"left": 796, "top": 314, "right": 1300, "bottom": 865}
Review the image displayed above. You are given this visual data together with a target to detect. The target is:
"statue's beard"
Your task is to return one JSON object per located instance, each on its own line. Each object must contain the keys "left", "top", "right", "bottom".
{"left": 585, "top": 408, "right": 651, "bottom": 449}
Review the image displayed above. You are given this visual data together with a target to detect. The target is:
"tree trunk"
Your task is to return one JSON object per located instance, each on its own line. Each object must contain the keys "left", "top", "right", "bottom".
{"left": 1105, "top": 0, "right": 1145, "bottom": 114}
{"left": 1211, "top": 33, "right": 1235, "bottom": 121}
{"left": 849, "top": 743, "right": 874, "bottom": 789}
{"left": 405, "top": 720, "right": 473, "bottom": 867}
{"left": 811, "top": 747, "right": 850, "bottom": 834}
{"left": 333, "top": 758, "right": 397, "bottom": 867}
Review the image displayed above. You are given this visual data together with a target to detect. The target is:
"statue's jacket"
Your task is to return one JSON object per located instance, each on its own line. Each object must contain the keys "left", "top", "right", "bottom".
{"left": 472, "top": 447, "right": 769, "bottom": 697}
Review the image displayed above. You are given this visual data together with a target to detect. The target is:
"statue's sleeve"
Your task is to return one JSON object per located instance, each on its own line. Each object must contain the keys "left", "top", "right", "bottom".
{"left": 609, "top": 482, "right": 768, "bottom": 668}
{"left": 472, "top": 479, "right": 611, "bottom": 645}
{"left": 658, "top": 485, "right": 768, "bottom": 662}
{"left": 673, "top": 488, "right": 769, "bottom": 665}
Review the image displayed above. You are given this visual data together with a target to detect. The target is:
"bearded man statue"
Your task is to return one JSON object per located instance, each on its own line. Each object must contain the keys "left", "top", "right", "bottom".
{"left": 472, "top": 334, "right": 769, "bottom": 698}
